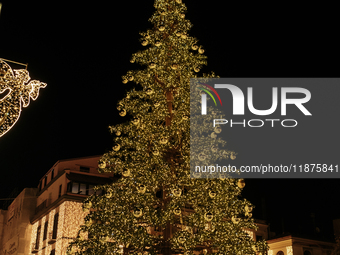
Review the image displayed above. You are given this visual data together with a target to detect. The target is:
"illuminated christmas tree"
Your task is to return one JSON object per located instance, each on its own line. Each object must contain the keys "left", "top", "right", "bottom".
{"left": 68, "top": 0, "right": 268, "bottom": 254}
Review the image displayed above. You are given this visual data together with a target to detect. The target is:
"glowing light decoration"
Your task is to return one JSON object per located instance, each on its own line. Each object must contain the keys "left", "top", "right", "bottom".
{"left": 0, "top": 59, "right": 47, "bottom": 137}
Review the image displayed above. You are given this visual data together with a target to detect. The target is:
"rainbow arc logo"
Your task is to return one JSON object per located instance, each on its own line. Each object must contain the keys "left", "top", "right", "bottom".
{"left": 198, "top": 83, "right": 222, "bottom": 115}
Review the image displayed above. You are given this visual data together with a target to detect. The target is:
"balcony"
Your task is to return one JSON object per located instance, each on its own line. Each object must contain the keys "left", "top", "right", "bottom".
{"left": 31, "top": 243, "right": 38, "bottom": 253}
{"left": 48, "top": 232, "right": 56, "bottom": 244}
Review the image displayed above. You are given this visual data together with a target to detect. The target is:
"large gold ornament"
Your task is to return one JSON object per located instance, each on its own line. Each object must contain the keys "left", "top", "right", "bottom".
{"left": 133, "top": 208, "right": 143, "bottom": 218}
{"left": 204, "top": 212, "right": 213, "bottom": 221}
{"left": 122, "top": 169, "right": 131, "bottom": 177}
{"left": 237, "top": 179, "right": 245, "bottom": 189}
{"left": 0, "top": 59, "right": 47, "bottom": 137}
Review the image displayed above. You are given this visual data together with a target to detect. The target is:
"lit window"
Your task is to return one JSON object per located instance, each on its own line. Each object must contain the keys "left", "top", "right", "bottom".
{"left": 88, "top": 185, "right": 94, "bottom": 195}
{"left": 72, "top": 182, "right": 79, "bottom": 193}
{"left": 79, "top": 183, "right": 86, "bottom": 194}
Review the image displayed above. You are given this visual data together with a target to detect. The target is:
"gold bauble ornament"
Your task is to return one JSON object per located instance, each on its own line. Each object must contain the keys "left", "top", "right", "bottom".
{"left": 137, "top": 185, "right": 146, "bottom": 194}
{"left": 192, "top": 171, "right": 201, "bottom": 178}
{"left": 209, "top": 190, "right": 216, "bottom": 198}
{"left": 155, "top": 41, "right": 162, "bottom": 47}
{"left": 171, "top": 63, "right": 178, "bottom": 70}
{"left": 154, "top": 102, "right": 160, "bottom": 107}
{"left": 182, "top": 115, "right": 188, "bottom": 120}
{"left": 198, "top": 152, "right": 206, "bottom": 161}
{"left": 119, "top": 109, "right": 126, "bottom": 117}
{"left": 192, "top": 44, "right": 198, "bottom": 50}
{"left": 105, "top": 191, "right": 112, "bottom": 198}
{"left": 174, "top": 208, "right": 181, "bottom": 215}
{"left": 141, "top": 40, "right": 148, "bottom": 46}
{"left": 130, "top": 58, "right": 135, "bottom": 63}
{"left": 203, "top": 249, "right": 208, "bottom": 254}
{"left": 198, "top": 47, "right": 205, "bottom": 54}
{"left": 173, "top": 188, "right": 182, "bottom": 197}
{"left": 194, "top": 67, "right": 200, "bottom": 72}
{"left": 211, "top": 145, "right": 218, "bottom": 152}
{"left": 204, "top": 212, "right": 213, "bottom": 221}
{"left": 158, "top": 26, "right": 165, "bottom": 31}
{"left": 232, "top": 216, "right": 240, "bottom": 224}
{"left": 230, "top": 153, "right": 236, "bottom": 160}
{"left": 180, "top": 14, "right": 185, "bottom": 19}
{"left": 113, "top": 144, "right": 120, "bottom": 151}
{"left": 122, "top": 169, "right": 131, "bottom": 177}
{"left": 133, "top": 208, "right": 143, "bottom": 218}
{"left": 176, "top": 32, "right": 181, "bottom": 37}
{"left": 214, "top": 126, "right": 222, "bottom": 133}
{"left": 149, "top": 63, "right": 156, "bottom": 69}
{"left": 122, "top": 79, "right": 128, "bottom": 84}
{"left": 237, "top": 179, "right": 245, "bottom": 188}
{"left": 128, "top": 76, "right": 134, "bottom": 81}
{"left": 181, "top": 34, "right": 187, "bottom": 39}
{"left": 98, "top": 161, "right": 106, "bottom": 168}
{"left": 146, "top": 89, "right": 153, "bottom": 95}
{"left": 132, "top": 118, "right": 139, "bottom": 125}
{"left": 153, "top": 150, "right": 159, "bottom": 156}
{"left": 160, "top": 138, "right": 168, "bottom": 144}
{"left": 116, "top": 130, "right": 121, "bottom": 136}
{"left": 211, "top": 132, "right": 217, "bottom": 139}
{"left": 178, "top": 236, "right": 185, "bottom": 244}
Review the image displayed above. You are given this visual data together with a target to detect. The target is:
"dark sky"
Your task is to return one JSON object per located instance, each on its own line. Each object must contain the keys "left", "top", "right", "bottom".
{"left": 0, "top": 1, "right": 339, "bottom": 241}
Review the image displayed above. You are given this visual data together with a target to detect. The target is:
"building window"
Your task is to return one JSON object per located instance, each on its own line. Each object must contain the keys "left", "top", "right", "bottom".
{"left": 88, "top": 185, "right": 94, "bottom": 195}
{"left": 67, "top": 182, "right": 98, "bottom": 195}
{"left": 43, "top": 221, "right": 48, "bottom": 240}
{"left": 256, "top": 235, "right": 263, "bottom": 241}
{"left": 51, "top": 169, "right": 54, "bottom": 179}
{"left": 80, "top": 166, "right": 90, "bottom": 172}
{"left": 59, "top": 184, "right": 62, "bottom": 198}
{"left": 304, "top": 250, "right": 312, "bottom": 255}
{"left": 52, "top": 213, "right": 59, "bottom": 239}
{"left": 35, "top": 225, "right": 41, "bottom": 249}
{"left": 277, "top": 251, "right": 284, "bottom": 255}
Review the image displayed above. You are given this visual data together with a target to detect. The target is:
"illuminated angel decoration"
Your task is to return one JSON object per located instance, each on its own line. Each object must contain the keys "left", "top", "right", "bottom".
{"left": 0, "top": 59, "right": 47, "bottom": 137}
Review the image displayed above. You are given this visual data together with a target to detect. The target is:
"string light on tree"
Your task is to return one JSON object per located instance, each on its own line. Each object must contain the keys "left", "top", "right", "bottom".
{"left": 68, "top": 0, "right": 269, "bottom": 254}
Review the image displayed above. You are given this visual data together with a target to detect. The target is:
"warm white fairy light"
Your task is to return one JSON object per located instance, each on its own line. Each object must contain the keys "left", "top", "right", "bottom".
{"left": 56, "top": 203, "right": 65, "bottom": 253}
{"left": 30, "top": 221, "right": 39, "bottom": 252}
{"left": 0, "top": 59, "right": 46, "bottom": 137}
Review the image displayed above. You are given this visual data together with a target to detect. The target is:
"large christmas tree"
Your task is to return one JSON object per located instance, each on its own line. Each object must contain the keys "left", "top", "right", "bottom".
{"left": 68, "top": 0, "right": 268, "bottom": 254}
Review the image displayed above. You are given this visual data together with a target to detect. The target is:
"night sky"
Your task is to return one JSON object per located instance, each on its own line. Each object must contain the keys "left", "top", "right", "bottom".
{"left": 1, "top": 1, "right": 339, "bottom": 241}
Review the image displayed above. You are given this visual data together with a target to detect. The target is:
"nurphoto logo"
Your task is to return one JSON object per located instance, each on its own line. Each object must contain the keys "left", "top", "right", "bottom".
{"left": 200, "top": 83, "right": 312, "bottom": 128}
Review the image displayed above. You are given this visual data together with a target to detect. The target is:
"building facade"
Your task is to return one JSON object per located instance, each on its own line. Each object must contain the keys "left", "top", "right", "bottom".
{"left": 267, "top": 235, "right": 334, "bottom": 255}
{"left": 0, "top": 155, "right": 114, "bottom": 255}
{"left": 0, "top": 155, "right": 336, "bottom": 255}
